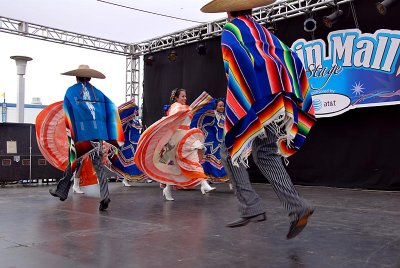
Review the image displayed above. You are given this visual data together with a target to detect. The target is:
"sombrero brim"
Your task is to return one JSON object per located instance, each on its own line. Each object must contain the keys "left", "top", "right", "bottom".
{"left": 201, "top": 0, "right": 276, "bottom": 13}
{"left": 61, "top": 69, "right": 105, "bottom": 79}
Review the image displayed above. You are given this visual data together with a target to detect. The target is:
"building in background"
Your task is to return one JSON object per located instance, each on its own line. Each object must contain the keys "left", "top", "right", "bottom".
{"left": 1, "top": 97, "right": 46, "bottom": 124}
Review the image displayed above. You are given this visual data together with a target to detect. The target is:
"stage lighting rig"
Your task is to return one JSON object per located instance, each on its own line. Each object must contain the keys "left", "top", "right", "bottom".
{"left": 197, "top": 43, "right": 207, "bottom": 55}
{"left": 168, "top": 50, "right": 178, "bottom": 62}
{"left": 144, "top": 55, "right": 154, "bottom": 66}
{"left": 304, "top": 17, "right": 317, "bottom": 32}
{"left": 323, "top": 0, "right": 344, "bottom": 28}
{"left": 376, "top": 0, "right": 399, "bottom": 15}
{"left": 323, "top": 9, "right": 344, "bottom": 28}
{"left": 267, "top": 25, "right": 277, "bottom": 35}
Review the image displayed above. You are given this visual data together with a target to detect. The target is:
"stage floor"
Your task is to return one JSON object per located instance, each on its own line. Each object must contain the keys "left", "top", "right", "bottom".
{"left": 0, "top": 182, "right": 399, "bottom": 268}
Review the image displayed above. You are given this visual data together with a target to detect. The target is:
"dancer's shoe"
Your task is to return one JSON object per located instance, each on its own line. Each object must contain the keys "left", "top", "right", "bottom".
{"left": 200, "top": 180, "right": 216, "bottom": 195}
{"left": 122, "top": 178, "right": 133, "bottom": 187}
{"left": 226, "top": 212, "right": 266, "bottom": 228}
{"left": 286, "top": 208, "right": 314, "bottom": 239}
{"left": 49, "top": 188, "right": 67, "bottom": 201}
{"left": 72, "top": 177, "right": 84, "bottom": 194}
{"left": 99, "top": 198, "right": 111, "bottom": 211}
{"left": 162, "top": 185, "right": 174, "bottom": 201}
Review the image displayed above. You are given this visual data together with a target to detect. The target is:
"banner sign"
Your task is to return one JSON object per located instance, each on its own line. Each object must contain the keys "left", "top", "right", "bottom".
{"left": 292, "top": 29, "right": 400, "bottom": 117}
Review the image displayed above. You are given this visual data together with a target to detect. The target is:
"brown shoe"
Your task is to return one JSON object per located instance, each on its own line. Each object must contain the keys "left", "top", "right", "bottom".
{"left": 286, "top": 208, "right": 314, "bottom": 239}
{"left": 226, "top": 212, "right": 266, "bottom": 228}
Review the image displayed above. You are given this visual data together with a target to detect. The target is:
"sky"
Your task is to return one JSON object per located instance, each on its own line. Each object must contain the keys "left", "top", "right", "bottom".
{"left": 0, "top": 0, "right": 225, "bottom": 106}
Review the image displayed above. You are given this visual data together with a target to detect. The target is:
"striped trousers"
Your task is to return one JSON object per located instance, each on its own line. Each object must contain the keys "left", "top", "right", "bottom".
{"left": 221, "top": 128, "right": 311, "bottom": 219}
{"left": 53, "top": 158, "right": 82, "bottom": 200}
{"left": 91, "top": 143, "right": 110, "bottom": 202}
{"left": 54, "top": 144, "right": 109, "bottom": 202}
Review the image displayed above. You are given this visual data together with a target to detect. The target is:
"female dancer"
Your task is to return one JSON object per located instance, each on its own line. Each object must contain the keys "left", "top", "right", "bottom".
{"left": 135, "top": 88, "right": 215, "bottom": 201}
{"left": 108, "top": 100, "right": 147, "bottom": 186}
{"left": 191, "top": 98, "right": 228, "bottom": 183}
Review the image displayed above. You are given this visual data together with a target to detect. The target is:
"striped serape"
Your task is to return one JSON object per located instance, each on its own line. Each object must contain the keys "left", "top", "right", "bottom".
{"left": 221, "top": 15, "right": 316, "bottom": 165}
{"left": 64, "top": 82, "right": 124, "bottom": 171}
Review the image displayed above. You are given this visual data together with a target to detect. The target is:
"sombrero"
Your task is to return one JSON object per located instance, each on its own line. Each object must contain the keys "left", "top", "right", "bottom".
{"left": 61, "top": 64, "right": 106, "bottom": 79}
{"left": 201, "top": 0, "right": 276, "bottom": 13}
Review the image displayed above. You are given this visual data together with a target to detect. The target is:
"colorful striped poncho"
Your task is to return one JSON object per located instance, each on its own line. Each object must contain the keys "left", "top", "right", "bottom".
{"left": 222, "top": 15, "right": 316, "bottom": 165}
{"left": 63, "top": 82, "right": 124, "bottom": 171}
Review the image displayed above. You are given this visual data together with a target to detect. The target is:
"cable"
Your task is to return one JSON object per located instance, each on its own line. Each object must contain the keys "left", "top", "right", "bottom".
{"left": 349, "top": 1, "right": 359, "bottom": 29}
{"left": 97, "top": 0, "right": 205, "bottom": 24}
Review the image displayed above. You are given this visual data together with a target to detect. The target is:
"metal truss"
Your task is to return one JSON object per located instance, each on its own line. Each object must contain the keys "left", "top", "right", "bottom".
{"left": 0, "top": 16, "right": 140, "bottom": 102}
{"left": 131, "top": 0, "right": 354, "bottom": 56}
{"left": 0, "top": 16, "right": 130, "bottom": 56}
{"left": 0, "top": 0, "right": 354, "bottom": 101}
{"left": 125, "top": 56, "right": 141, "bottom": 105}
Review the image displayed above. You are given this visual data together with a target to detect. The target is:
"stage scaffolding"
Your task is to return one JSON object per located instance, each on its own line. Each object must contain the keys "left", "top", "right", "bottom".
{"left": 0, "top": 0, "right": 354, "bottom": 102}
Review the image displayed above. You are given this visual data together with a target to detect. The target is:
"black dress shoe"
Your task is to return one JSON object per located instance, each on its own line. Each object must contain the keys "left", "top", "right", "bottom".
{"left": 226, "top": 212, "right": 266, "bottom": 228}
{"left": 286, "top": 208, "right": 314, "bottom": 239}
{"left": 49, "top": 188, "right": 66, "bottom": 201}
{"left": 99, "top": 198, "right": 111, "bottom": 211}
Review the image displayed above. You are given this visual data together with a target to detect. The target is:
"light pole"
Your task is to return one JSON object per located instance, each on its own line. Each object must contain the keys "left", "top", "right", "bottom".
{"left": 10, "top": 55, "right": 33, "bottom": 123}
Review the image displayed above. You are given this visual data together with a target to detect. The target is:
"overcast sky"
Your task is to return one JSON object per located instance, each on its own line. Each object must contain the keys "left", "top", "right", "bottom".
{"left": 0, "top": 0, "right": 226, "bottom": 106}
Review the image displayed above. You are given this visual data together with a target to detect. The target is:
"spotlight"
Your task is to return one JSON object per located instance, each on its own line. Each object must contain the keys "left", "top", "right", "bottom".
{"left": 197, "top": 43, "right": 207, "bottom": 55}
{"left": 168, "top": 50, "right": 178, "bottom": 62}
{"left": 144, "top": 55, "right": 154, "bottom": 66}
{"left": 376, "top": 0, "right": 399, "bottom": 15}
{"left": 267, "top": 25, "right": 276, "bottom": 35}
{"left": 323, "top": 9, "right": 344, "bottom": 28}
{"left": 304, "top": 18, "right": 317, "bottom": 32}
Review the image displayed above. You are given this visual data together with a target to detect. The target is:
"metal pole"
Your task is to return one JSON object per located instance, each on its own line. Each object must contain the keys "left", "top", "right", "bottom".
{"left": 29, "top": 124, "right": 32, "bottom": 182}
{"left": 10, "top": 56, "right": 33, "bottom": 123}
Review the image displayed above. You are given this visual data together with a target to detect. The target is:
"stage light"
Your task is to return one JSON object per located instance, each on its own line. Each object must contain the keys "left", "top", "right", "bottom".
{"left": 144, "top": 55, "right": 154, "bottom": 66}
{"left": 304, "top": 18, "right": 317, "bottom": 32}
{"left": 376, "top": 0, "right": 399, "bottom": 15}
{"left": 168, "top": 50, "right": 177, "bottom": 62}
{"left": 323, "top": 9, "right": 344, "bottom": 28}
{"left": 267, "top": 25, "right": 276, "bottom": 35}
{"left": 197, "top": 43, "right": 207, "bottom": 55}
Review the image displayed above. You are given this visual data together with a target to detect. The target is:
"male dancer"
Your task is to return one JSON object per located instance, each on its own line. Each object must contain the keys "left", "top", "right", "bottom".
{"left": 49, "top": 64, "right": 123, "bottom": 211}
{"left": 201, "top": 0, "right": 316, "bottom": 239}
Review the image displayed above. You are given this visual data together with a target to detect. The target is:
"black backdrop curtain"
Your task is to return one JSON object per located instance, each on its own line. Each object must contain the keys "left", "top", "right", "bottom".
{"left": 143, "top": 0, "right": 400, "bottom": 190}
{"left": 142, "top": 37, "right": 226, "bottom": 128}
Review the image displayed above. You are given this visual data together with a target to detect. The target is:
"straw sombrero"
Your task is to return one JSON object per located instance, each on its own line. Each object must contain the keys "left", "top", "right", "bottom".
{"left": 61, "top": 64, "right": 106, "bottom": 79}
{"left": 201, "top": 0, "right": 276, "bottom": 13}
